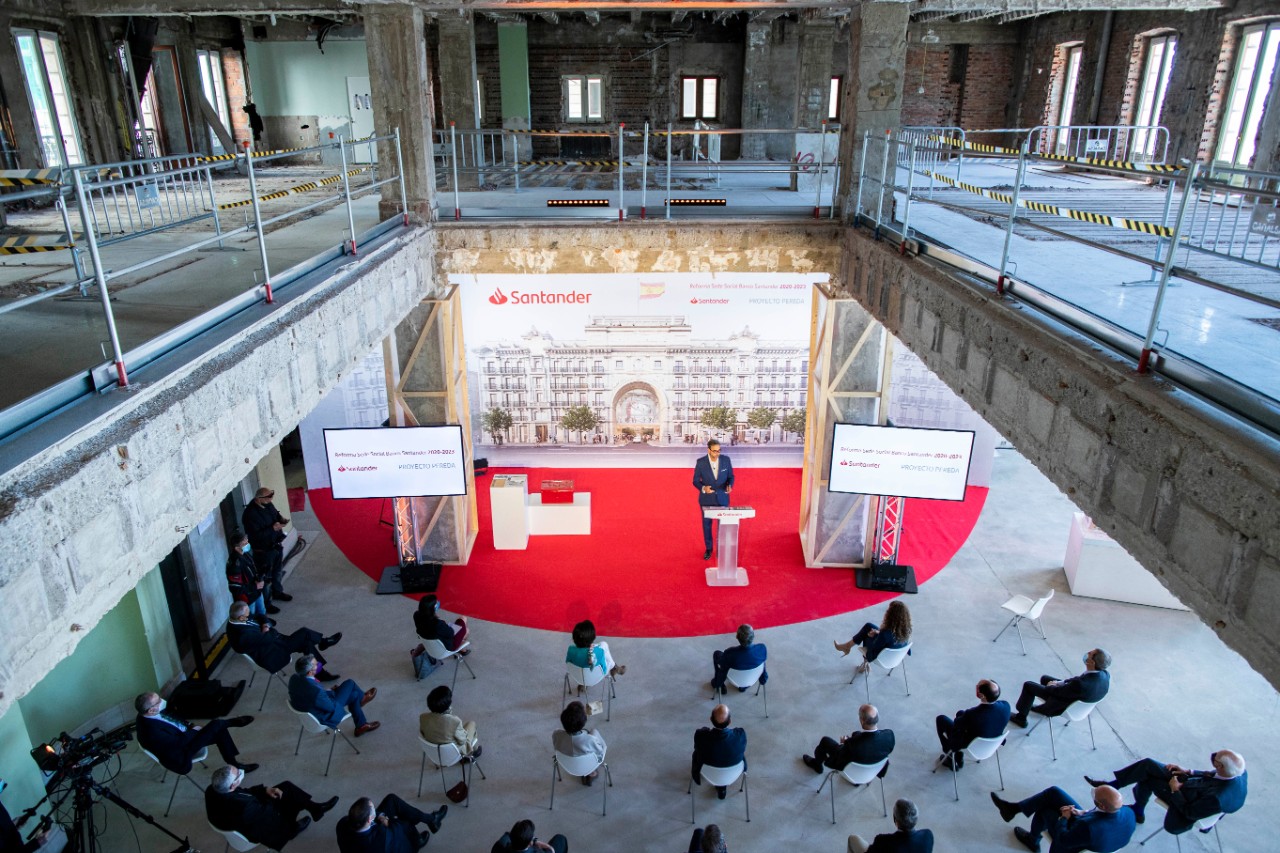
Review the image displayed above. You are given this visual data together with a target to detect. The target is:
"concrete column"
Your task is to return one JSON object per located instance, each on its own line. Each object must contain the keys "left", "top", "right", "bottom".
{"left": 64, "top": 17, "right": 124, "bottom": 163}
{"left": 837, "top": 2, "right": 909, "bottom": 221}
{"left": 437, "top": 13, "right": 481, "bottom": 188}
{"left": 740, "top": 21, "right": 774, "bottom": 159}
{"left": 365, "top": 5, "right": 436, "bottom": 222}
{"left": 498, "top": 22, "right": 532, "bottom": 161}
{"left": 796, "top": 19, "right": 836, "bottom": 129}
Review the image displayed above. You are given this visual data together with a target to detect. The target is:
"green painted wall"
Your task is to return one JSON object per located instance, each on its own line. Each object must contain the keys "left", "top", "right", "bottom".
{"left": 245, "top": 40, "right": 370, "bottom": 117}
{"left": 0, "top": 703, "right": 44, "bottom": 823}
{"left": 498, "top": 24, "right": 531, "bottom": 121}
{"left": 18, "top": 589, "right": 156, "bottom": 746}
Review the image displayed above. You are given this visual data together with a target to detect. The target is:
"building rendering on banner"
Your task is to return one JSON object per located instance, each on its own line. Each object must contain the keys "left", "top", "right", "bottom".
{"left": 472, "top": 316, "right": 808, "bottom": 445}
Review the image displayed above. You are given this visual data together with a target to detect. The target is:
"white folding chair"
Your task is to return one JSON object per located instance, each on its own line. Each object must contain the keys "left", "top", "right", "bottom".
{"left": 1139, "top": 799, "right": 1226, "bottom": 851}
{"left": 563, "top": 662, "right": 616, "bottom": 722}
{"left": 239, "top": 653, "right": 289, "bottom": 712}
{"left": 421, "top": 638, "right": 476, "bottom": 692}
{"left": 931, "top": 733, "right": 1006, "bottom": 800}
{"left": 853, "top": 642, "right": 912, "bottom": 701}
{"left": 208, "top": 819, "right": 260, "bottom": 852}
{"left": 140, "top": 746, "right": 208, "bottom": 817}
{"left": 1025, "top": 698, "right": 1099, "bottom": 760}
{"left": 288, "top": 705, "right": 359, "bottom": 776}
{"left": 550, "top": 749, "right": 611, "bottom": 816}
{"left": 713, "top": 664, "right": 768, "bottom": 718}
{"left": 418, "top": 735, "right": 485, "bottom": 806}
{"left": 993, "top": 589, "right": 1054, "bottom": 654}
{"left": 816, "top": 757, "right": 888, "bottom": 824}
{"left": 688, "top": 761, "right": 748, "bottom": 824}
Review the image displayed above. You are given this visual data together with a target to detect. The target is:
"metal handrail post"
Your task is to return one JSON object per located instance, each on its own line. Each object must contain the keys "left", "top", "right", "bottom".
{"left": 641, "top": 122, "right": 649, "bottom": 220}
{"left": 337, "top": 133, "right": 358, "bottom": 255}
{"left": 393, "top": 127, "right": 408, "bottom": 225}
{"left": 55, "top": 194, "right": 84, "bottom": 280}
{"left": 1139, "top": 162, "right": 1200, "bottom": 374}
{"left": 901, "top": 142, "right": 917, "bottom": 242}
{"left": 512, "top": 131, "right": 521, "bottom": 194}
{"left": 956, "top": 128, "right": 965, "bottom": 185}
{"left": 71, "top": 168, "right": 128, "bottom": 386}
{"left": 1127, "top": 170, "right": 1178, "bottom": 286}
{"left": 813, "top": 121, "right": 827, "bottom": 219}
{"left": 450, "top": 122, "right": 461, "bottom": 220}
{"left": 874, "top": 130, "right": 891, "bottom": 234}
{"left": 854, "top": 130, "right": 869, "bottom": 225}
{"left": 205, "top": 164, "right": 226, "bottom": 249}
{"left": 831, "top": 160, "right": 840, "bottom": 219}
{"left": 666, "top": 123, "right": 673, "bottom": 220}
{"left": 997, "top": 142, "right": 1029, "bottom": 296}
{"left": 617, "top": 123, "right": 625, "bottom": 221}
{"left": 243, "top": 141, "right": 274, "bottom": 303}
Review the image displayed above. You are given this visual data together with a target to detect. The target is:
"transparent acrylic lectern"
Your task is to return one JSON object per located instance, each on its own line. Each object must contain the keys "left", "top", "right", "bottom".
{"left": 702, "top": 506, "right": 755, "bottom": 587}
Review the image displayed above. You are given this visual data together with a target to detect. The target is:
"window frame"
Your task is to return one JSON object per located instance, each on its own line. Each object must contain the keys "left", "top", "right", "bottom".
{"left": 13, "top": 28, "right": 83, "bottom": 168}
{"left": 196, "top": 48, "right": 232, "bottom": 154}
{"left": 563, "top": 74, "right": 605, "bottom": 123}
{"left": 1215, "top": 21, "right": 1280, "bottom": 169}
{"left": 828, "top": 76, "right": 843, "bottom": 121}
{"left": 680, "top": 75, "right": 720, "bottom": 121}
{"left": 1132, "top": 33, "right": 1177, "bottom": 160}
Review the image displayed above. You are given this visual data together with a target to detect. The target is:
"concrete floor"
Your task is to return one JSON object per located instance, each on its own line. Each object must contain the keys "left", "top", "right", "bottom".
{"left": 83, "top": 448, "right": 1274, "bottom": 852}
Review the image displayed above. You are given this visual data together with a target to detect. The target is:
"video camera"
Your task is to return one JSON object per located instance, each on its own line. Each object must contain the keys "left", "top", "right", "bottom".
{"left": 30, "top": 725, "right": 133, "bottom": 784}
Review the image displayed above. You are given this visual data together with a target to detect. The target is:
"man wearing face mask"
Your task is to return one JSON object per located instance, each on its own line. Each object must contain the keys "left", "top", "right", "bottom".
{"left": 134, "top": 691, "right": 258, "bottom": 774}
{"left": 226, "top": 530, "right": 273, "bottom": 617}
{"left": 227, "top": 601, "right": 343, "bottom": 681}
{"left": 1008, "top": 649, "right": 1111, "bottom": 730}
{"left": 206, "top": 764, "right": 338, "bottom": 849}
{"left": 242, "top": 487, "right": 292, "bottom": 606}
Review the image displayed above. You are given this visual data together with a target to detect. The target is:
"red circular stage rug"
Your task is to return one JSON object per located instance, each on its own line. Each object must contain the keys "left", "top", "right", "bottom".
{"left": 309, "top": 467, "right": 986, "bottom": 637}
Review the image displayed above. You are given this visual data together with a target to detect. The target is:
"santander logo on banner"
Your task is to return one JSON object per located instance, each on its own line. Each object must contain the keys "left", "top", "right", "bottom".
{"left": 487, "top": 286, "right": 591, "bottom": 306}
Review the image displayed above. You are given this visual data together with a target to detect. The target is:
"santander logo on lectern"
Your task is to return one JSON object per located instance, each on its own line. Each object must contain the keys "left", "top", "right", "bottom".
{"left": 488, "top": 288, "right": 509, "bottom": 305}
{"left": 485, "top": 286, "right": 592, "bottom": 306}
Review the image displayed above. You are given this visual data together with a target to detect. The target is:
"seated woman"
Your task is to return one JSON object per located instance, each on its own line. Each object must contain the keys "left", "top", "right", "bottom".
{"left": 565, "top": 619, "right": 626, "bottom": 681}
{"left": 419, "top": 685, "right": 480, "bottom": 760}
{"left": 414, "top": 594, "right": 470, "bottom": 654}
{"left": 551, "top": 701, "right": 606, "bottom": 786}
{"left": 834, "top": 600, "right": 913, "bottom": 674}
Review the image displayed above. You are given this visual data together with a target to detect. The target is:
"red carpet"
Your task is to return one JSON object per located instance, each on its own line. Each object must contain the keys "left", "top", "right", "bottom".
{"left": 309, "top": 468, "right": 986, "bottom": 637}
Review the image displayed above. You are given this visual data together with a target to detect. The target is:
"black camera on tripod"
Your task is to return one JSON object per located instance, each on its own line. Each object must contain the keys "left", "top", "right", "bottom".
{"left": 30, "top": 726, "right": 132, "bottom": 782}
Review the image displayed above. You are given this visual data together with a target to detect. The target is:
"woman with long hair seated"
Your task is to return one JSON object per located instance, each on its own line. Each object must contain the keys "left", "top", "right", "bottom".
{"left": 565, "top": 619, "right": 626, "bottom": 682}
{"left": 834, "top": 600, "right": 912, "bottom": 674}
{"left": 552, "top": 701, "right": 606, "bottom": 786}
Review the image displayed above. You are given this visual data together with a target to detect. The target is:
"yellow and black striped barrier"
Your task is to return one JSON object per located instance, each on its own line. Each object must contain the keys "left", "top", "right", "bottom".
{"left": 926, "top": 135, "right": 1018, "bottom": 155}
{"left": 518, "top": 160, "right": 638, "bottom": 167}
{"left": 0, "top": 234, "right": 72, "bottom": 253}
{"left": 218, "top": 168, "right": 368, "bottom": 210}
{"left": 924, "top": 170, "right": 1174, "bottom": 238}
{"left": 0, "top": 169, "right": 61, "bottom": 187}
{"left": 1033, "top": 151, "right": 1181, "bottom": 173}
{"left": 196, "top": 145, "right": 315, "bottom": 164}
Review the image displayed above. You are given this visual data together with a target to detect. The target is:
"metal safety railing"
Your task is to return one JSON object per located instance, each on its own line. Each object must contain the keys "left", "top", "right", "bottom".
{"left": 1027, "top": 124, "right": 1170, "bottom": 165}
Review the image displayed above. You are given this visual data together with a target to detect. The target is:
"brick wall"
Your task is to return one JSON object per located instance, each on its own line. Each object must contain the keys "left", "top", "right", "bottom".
{"left": 221, "top": 49, "right": 251, "bottom": 148}
{"left": 901, "top": 44, "right": 1015, "bottom": 130}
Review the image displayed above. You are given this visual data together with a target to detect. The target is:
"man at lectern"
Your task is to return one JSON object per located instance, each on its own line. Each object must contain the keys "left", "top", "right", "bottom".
{"left": 693, "top": 439, "right": 735, "bottom": 561}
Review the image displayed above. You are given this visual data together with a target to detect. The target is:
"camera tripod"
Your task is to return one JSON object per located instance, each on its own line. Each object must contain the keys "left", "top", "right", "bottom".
{"left": 59, "top": 773, "right": 193, "bottom": 853}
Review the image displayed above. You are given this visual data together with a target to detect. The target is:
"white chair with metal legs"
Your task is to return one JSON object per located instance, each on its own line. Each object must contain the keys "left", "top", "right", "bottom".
{"left": 208, "top": 819, "right": 260, "bottom": 852}
{"left": 418, "top": 736, "right": 485, "bottom": 807}
{"left": 1025, "top": 699, "right": 1099, "bottom": 760}
{"left": 1139, "top": 800, "right": 1226, "bottom": 852}
{"left": 239, "top": 653, "right": 289, "bottom": 712}
{"left": 141, "top": 746, "right": 208, "bottom": 817}
{"left": 288, "top": 705, "right": 359, "bottom": 776}
{"left": 562, "top": 663, "right": 615, "bottom": 722}
{"left": 816, "top": 757, "right": 888, "bottom": 824}
{"left": 550, "top": 749, "right": 611, "bottom": 816}
{"left": 713, "top": 664, "right": 767, "bottom": 718}
{"left": 688, "top": 762, "right": 748, "bottom": 824}
{"left": 853, "top": 642, "right": 912, "bottom": 702}
{"left": 931, "top": 733, "right": 1006, "bottom": 800}
{"left": 993, "top": 589, "right": 1054, "bottom": 654}
{"left": 421, "top": 638, "right": 476, "bottom": 692}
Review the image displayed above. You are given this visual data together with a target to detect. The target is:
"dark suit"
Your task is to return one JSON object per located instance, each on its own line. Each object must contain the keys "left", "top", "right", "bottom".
{"left": 865, "top": 828, "right": 935, "bottom": 853}
{"left": 1015, "top": 670, "right": 1109, "bottom": 718}
{"left": 936, "top": 699, "right": 1011, "bottom": 754}
{"left": 711, "top": 642, "right": 768, "bottom": 690}
{"left": 1111, "top": 760, "right": 1246, "bottom": 833}
{"left": 242, "top": 500, "right": 287, "bottom": 597}
{"left": 289, "top": 673, "right": 369, "bottom": 729}
{"left": 228, "top": 619, "right": 325, "bottom": 674}
{"left": 1014, "top": 786, "right": 1136, "bottom": 853}
{"left": 693, "top": 452, "right": 734, "bottom": 550}
{"left": 814, "top": 728, "right": 895, "bottom": 774}
{"left": 226, "top": 552, "right": 263, "bottom": 605}
{"left": 691, "top": 725, "right": 747, "bottom": 784}
{"left": 335, "top": 794, "right": 433, "bottom": 853}
{"left": 136, "top": 713, "right": 241, "bottom": 774}
{"left": 206, "top": 781, "right": 314, "bottom": 849}
{"left": 493, "top": 834, "right": 569, "bottom": 853}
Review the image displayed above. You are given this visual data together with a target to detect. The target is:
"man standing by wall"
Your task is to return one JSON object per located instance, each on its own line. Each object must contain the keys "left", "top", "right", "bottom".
{"left": 243, "top": 488, "right": 292, "bottom": 606}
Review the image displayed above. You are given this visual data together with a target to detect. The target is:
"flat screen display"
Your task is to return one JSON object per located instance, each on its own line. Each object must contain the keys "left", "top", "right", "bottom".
{"left": 829, "top": 423, "right": 974, "bottom": 501}
{"left": 323, "top": 425, "right": 467, "bottom": 499}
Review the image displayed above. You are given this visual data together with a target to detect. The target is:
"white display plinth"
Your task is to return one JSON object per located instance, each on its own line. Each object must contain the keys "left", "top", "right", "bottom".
{"left": 528, "top": 492, "right": 592, "bottom": 535}
{"left": 1063, "top": 513, "right": 1188, "bottom": 610}
{"left": 703, "top": 506, "right": 754, "bottom": 587}
{"left": 490, "top": 475, "right": 530, "bottom": 550}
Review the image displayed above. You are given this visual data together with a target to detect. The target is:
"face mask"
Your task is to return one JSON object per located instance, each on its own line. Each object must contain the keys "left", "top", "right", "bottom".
{"left": 155, "top": 698, "right": 167, "bottom": 713}
{"left": 1082, "top": 654, "right": 1091, "bottom": 666}
{"left": 241, "top": 543, "right": 251, "bottom": 554}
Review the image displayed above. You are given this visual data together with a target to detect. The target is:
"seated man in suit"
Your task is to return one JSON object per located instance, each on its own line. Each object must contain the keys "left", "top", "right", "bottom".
{"left": 848, "top": 799, "right": 934, "bottom": 853}
{"left": 992, "top": 783, "right": 1136, "bottom": 853}
{"left": 803, "top": 703, "right": 895, "bottom": 776}
{"left": 492, "top": 818, "right": 568, "bottom": 853}
{"left": 710, "top": 624, "right": 768, "bottom": 693}
{"left": 1084, "top": 749, "right": 1246, "bottom": 833}
{"left": 420, "top": 685, "right": 481, "bottom": 761}
{"left": 691, "top": 704, "right": 747, "bottom": 799}
{"left": 134, "top": 691, "right": 257, "bottom": 775}
{"left": 935, "top": 678, "right": 1011, "bottom": 770}
{"left": 226, "top": 601, "right": 342, "bottom": 680}
{"left": 288, "top": 655, "right": 380, "bottom": 737}
{"left": 205, "top": 765, "right": 338, "bottom": 849}
{"left": 1009, "top": 648, "right": 1111, "bottom": 728}
{"left": 335, "top": 795, "right": 447, "bottom": 853}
